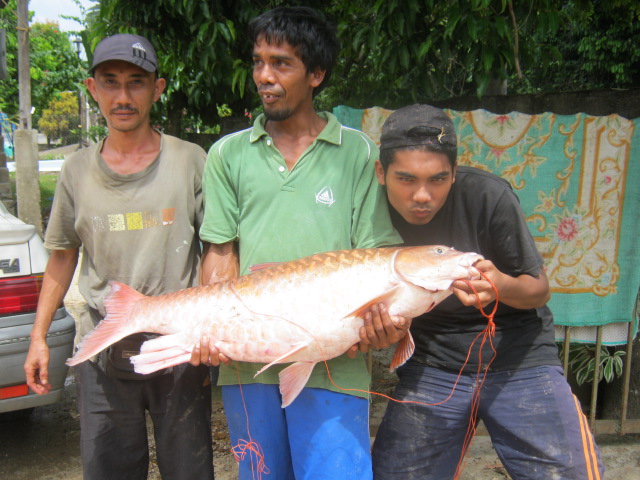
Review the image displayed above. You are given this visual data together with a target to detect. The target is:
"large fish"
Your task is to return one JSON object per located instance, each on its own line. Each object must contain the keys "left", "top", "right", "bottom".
{"left": 67, "top": 245, "right": 483, "bottom": 406}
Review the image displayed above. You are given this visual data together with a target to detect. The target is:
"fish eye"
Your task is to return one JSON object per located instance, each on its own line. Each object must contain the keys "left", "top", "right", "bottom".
{"left": 435, "top": 247, "right": 445, "bottom": 254}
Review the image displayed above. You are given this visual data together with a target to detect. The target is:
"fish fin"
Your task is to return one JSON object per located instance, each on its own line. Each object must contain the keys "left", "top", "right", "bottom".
{"left": 132, "top": 351, "right": 193, "bottom": 374}
{"left": 346, "top": 287, "right": 402, "bottom": 320}
{"left": 66, "top": 281, "right": 144, "bottom": 366}
{"left": 130, "top": 335, "right": 193, "bottom": 374}
{"left": 389, "top": 331, "right": 415, "bottom": 372}
{"left": 254, "top": 343, "right": 309, "bottom": 377}
{"left": 279, "top": 362, "right": 316, "bottom": 408}
{"left": 248, "top": 262, "right": 283, "bottom": 272}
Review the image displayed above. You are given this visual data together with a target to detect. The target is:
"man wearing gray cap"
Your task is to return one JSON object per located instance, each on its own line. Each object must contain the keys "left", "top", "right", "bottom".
{"left": 24, "top": 34, "right": 214, "bottom": 479}
{"left": 371, "top": 104, "right": 604, "bottom": 479}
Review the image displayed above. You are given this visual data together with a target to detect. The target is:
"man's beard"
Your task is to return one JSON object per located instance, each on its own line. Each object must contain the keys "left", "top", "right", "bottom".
{"left": 264, "top": 106, "right": 292, "bottom": 122}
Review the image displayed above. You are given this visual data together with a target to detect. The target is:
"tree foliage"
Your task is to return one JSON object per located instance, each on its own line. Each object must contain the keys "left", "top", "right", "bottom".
{"left": 0, "top": 0, "right": 85, "bottom": 128}
{"left": 37, "top": 91, "right": 79, "bottom": 145}
{"left": 326, "top": 0, "right": 639, "bottom": 105}
{"left": 518, "top": 0, "right": 640, "bottom": 92}
{"left": 324, "top": 0, "right": 564, "bottom": 107}
{"left": 88, "top": 0, "right": 270, "bottom": 135}
{"left": 84, "top": 0, "right": 640, "bottom": 135}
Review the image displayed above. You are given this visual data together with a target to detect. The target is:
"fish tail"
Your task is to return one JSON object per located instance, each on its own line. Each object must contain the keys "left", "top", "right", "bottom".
{"left": 66, "top": 281, "right": 146, "bottom": 366}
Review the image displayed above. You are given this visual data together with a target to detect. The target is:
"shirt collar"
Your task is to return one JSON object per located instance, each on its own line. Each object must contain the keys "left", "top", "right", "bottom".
{"left": 249, "top": 112, "right": 342, "bottom": 146}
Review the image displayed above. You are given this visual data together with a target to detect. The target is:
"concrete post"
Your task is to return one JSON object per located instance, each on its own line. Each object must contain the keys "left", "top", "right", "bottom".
{"left": 14, "top": 0, "right": 43, "bottom": 235}
{"left": 14, "top": 129, "right": 42, "bottom": 235}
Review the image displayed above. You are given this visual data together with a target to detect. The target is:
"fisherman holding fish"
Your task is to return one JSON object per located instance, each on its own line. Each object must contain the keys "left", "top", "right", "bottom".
{"left": 194, "top": 6, "right": 405, "bottom": 480}
{"left": 24, "top": 34, "right": 215, "bottom": 479}
{"left": 371, "top": 104, "right": 604, "bottom": 479}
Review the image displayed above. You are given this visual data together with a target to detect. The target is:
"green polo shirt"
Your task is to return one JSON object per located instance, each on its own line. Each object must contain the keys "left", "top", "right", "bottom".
{"left": 201, "top": 112, "right": 402, "bottom": 397}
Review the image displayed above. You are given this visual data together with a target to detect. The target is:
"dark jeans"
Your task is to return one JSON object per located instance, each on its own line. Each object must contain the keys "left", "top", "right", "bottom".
{"left": 76, "top": 361, "right": 214, "bottom": 480}
{"left": 372, "top": 363, "right": 604, "bottom": 480}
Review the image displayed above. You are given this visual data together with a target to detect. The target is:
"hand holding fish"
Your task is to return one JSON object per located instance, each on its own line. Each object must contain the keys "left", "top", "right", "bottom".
{"left": 355, "top": 303, "right": 412, "bottom": 353}
{"left": 189, "top": 336, "right": 231, "bottom": 367}
{"left": 451, "top": 259, "right": 499, "bottom": 308}
{"left": 451, "top": 259, "right": 550, "bottom": 310}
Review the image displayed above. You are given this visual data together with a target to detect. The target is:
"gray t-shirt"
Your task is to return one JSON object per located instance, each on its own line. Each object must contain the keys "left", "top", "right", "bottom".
{"left": 45, "top": 133, "right": 206, "bottom": 338}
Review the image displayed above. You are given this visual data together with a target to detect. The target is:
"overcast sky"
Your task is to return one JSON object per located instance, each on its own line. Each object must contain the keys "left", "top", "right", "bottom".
{"left": 30, "top": 0, "right": 96, "bottom": 32}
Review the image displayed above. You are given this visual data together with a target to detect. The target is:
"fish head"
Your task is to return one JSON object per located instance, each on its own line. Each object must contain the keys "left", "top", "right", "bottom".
{"left": 393, "top": 245, "right": 484, "bottom": 291}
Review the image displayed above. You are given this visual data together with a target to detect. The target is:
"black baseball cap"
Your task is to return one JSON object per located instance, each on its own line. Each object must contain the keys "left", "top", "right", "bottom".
{"left": 380, "top": 104, "right": 457, "bottom": 151}
{"left": 89, "top": 34, "right": 158, "bottom": 74}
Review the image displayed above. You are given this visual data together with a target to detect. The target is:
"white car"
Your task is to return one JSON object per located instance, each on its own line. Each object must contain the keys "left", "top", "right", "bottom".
{"left": 0, "top": 200, "right": 75, "bottom": 414}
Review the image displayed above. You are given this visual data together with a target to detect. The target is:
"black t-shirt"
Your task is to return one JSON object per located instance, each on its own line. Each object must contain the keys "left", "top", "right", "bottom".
{"left": 390, "top": 166, "right": 560, "bottom": 372}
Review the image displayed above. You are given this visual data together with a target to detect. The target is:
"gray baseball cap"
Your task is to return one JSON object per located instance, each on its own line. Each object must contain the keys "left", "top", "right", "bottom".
{"left": 89, "top": 33, "right": 158, "bottom": 74}
{"left": 380, "top": 104, "right": 457, "bottom": 151}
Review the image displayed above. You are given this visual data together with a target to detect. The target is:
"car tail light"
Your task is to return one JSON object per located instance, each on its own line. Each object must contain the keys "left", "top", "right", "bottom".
{"left": 0, "top": 275, "right": 43, "bottom": 315}
{"left": 0, "top": 384, "right": 29, "bottom": 399}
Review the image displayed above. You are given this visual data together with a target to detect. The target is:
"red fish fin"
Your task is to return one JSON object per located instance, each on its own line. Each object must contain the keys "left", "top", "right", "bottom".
{"left": 248, "top": 262, "right": 283, "bottom": 272}
{"left": 130, "top": 335, "right": 193, "bottom": 374}
{"left": 279, "top": 361, "right": 316, "bottom": 408}
{"left": 66, "top": 281, "right": 145, "bottom": 366}
{"left": 389, "top": 331, "right": 415, "bottom": 372}
{"left": 347, "top": 287, "right": 401, "bottom": 320}
{"left": 253, "top": 343, "right": 308, "bottom": 377}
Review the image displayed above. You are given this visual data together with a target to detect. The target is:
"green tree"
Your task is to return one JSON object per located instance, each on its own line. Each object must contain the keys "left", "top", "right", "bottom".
{"left": 325, "top": 0, "right": 564, "bottom": 107}
{"left": 37, "top": 91, "right": 79, "bottom": 147}
{"left": 88, "top": 0, "right": 267, "bottom": 136}
{"left": 518, "top": 0, "right": 640, "bottom": 92}
{"left": 0, "top": 0, "right": 85, "bottom": 129}
{"left": 86, "top": 0, "right": 640, "bottom": 130}
{"left": 30, "top": 22, "right": 86, "bottom": 127}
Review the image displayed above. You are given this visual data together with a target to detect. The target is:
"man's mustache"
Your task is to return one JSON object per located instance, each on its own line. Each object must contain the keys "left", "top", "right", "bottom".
{"left": 110, "top": 106, "right": 139, "bottom": 114}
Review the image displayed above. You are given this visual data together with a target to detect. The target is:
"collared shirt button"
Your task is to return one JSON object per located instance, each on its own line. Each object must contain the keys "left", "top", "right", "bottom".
{"left": 278, "top": 166, "right": 285, "bottom": 172}
{"left": 266, "top": 139, "right": 272, "bottom": 146}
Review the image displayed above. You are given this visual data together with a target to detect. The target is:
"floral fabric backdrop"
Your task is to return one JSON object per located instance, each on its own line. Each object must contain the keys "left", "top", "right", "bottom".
{"left": 334, "top": 106, "right": 640, "bottom": 343}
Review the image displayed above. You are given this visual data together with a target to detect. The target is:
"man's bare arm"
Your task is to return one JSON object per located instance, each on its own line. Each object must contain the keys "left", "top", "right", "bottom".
{"left": 190, "top": 241, "right": 239, "bottom": 366}
{"left": 25, "top": 248, "right": 79, "bottom": 394}
{"left": 200, "top": 241, "right": 239, "bottom": 285}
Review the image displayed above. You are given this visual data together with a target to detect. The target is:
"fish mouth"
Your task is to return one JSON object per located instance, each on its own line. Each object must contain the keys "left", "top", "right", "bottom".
{"left": 395, "top": 251, "right": 485, "bottom": 291}
{"left": 460, "top": 253, "right": 484, "bottom": 280}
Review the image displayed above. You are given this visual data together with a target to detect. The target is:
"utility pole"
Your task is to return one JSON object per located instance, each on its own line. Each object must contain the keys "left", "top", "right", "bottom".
{"left": 73, "top": 36, "right": 86, "bottom": 149}
{"left": 15, "top": 0, "right": 42, "bottom": 235}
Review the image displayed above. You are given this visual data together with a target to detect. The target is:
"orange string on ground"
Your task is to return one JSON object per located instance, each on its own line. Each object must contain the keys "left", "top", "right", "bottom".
{"left": 231, "top": 366, "right": 269, "bottom": 480}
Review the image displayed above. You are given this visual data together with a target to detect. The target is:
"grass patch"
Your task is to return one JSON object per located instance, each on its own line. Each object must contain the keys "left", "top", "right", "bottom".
{"left": 9, "top": 172, "right": 59, "bottom": 217}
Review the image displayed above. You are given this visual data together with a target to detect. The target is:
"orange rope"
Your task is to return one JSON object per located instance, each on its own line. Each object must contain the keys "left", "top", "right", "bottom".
{"left": 230, "top": 366, "right": 269, "bottom": 479}
{"left": 453, "top": 271, "right": 498, "bottom": 479}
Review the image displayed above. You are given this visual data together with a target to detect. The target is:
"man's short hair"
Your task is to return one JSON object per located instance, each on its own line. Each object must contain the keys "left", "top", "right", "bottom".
{"left": 248, "top": 6, "right": 339, "bottom": 97}
{"left": 379, "top": 104, "right": 458, "bottom": 171}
